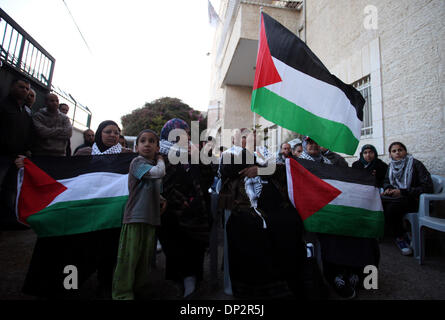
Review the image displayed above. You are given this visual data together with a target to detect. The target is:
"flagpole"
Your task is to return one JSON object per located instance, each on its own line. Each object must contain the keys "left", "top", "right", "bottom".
{"left": 253, "top": 6, "right": 263, "bottom": 131}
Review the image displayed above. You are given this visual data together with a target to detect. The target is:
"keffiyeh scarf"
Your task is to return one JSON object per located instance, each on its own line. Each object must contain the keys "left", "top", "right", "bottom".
{"left": 244, "top": 176, "right": 268, "bottom": 229}
{"left": 388, "top": 154, "right": 414, "bottom": 189}
{"left": 91, "top": 142, "right": 122, "bottom": 155}
{"left": 220, "top": 146, "right": 267, "bottom": 228}
{"left": 299, "top": 151, "right": 332, "bottom": 164}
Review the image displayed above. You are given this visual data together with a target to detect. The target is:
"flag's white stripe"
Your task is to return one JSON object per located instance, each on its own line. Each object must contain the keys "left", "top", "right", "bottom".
{"left": 48, "top": 172, "right": 128, "bottom": 206}
{"left": 323, "top": 179, "right": 383, "bottom": 212}
{"left": 265, "top": 57, "right": 362, "bottom": 141}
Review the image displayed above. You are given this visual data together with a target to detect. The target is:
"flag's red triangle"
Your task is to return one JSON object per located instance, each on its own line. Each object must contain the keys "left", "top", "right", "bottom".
{"left": 17, "top": 158, "right": 67, "bottom": 225}
{"left": 253, "top": 13, "right": 282, "bottom": 90}
{"left": 287, "top": 158, "right": 341, "bottom": 220}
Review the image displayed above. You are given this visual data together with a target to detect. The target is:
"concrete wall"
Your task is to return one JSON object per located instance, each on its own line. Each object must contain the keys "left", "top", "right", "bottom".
{"left": 306, "top": 0, "right": 445, "bottom": 175}
{"left": 209, "top": 1, "right": 445, "bottom": 175}
{"left": 70, "top": 127, "right": 85, "bottom": 155}
{"left": 223, "top": 85, "right": 254, "bottom": 130}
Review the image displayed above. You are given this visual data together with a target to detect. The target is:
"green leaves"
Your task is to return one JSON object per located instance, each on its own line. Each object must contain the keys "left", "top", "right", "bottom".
{"left": 121, "top": 97, "right": 207, "bottom": 136}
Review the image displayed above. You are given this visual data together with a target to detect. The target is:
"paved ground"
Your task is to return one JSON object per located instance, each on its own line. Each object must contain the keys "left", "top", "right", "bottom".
{"left": 1, "top": 226, "right": 445, "bottom": 301}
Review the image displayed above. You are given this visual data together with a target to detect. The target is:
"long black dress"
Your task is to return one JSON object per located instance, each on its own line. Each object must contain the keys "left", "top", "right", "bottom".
{"left": 218, "top": 150, "right": 309, "bottom": 299}
{"left": 157, "top": 159, "right": 211, "bottom": 284}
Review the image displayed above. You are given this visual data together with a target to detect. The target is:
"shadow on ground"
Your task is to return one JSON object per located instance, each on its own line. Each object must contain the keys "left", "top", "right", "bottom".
{"left": 1, "top": 228, "right": 444, "bottom": 300}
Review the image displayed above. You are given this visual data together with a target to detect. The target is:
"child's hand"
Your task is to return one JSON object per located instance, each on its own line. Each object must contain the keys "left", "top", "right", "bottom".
{"left": 389, "top": 189, "right": 401, "bottom": 197}
{"left": 157, "top": 154, "right": 164, "bottom": 162}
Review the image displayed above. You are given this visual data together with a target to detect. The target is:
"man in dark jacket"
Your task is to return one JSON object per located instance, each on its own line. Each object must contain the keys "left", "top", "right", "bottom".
{"left": 73, "top": 129, "right": 95, "bottom": 155}
{"left": 0, "top": 78, "right": 33, "bottom": 229}
{"left": 320, "top": 146, "right": 349, "bottom": 167}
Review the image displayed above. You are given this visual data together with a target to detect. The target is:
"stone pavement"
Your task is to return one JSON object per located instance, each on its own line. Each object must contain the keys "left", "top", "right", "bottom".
{"left": 1, "top": 228, "right": 444, "bottom": 300}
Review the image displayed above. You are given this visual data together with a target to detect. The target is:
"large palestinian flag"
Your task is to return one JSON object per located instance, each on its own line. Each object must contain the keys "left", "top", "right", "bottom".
{"left": 285, "top": 158, "right": 384, "bottom": 238}
{"left": 16, "top": 153, "right": 137, "bottom": 237}
{"left": 251, "top": 12, "right": 365, "bottom": 155}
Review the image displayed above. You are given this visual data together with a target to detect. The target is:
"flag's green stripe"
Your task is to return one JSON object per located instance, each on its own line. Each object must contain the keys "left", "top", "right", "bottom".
{"left": 303, "top": 204, "right": 384, "bottom": 238}
{"left": 251, "top": 87, "right": 359, "bottom": 155}
{"left": 27, "top": 196, "right": 128, "bottom": 237}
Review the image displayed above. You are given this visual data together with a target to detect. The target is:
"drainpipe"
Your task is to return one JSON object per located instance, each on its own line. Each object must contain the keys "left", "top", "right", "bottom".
{"left": 297, "top": 0, "right": 306, "bottom": 42}
{"left": 304, "top": 0, "right": 306, "bottom": 42}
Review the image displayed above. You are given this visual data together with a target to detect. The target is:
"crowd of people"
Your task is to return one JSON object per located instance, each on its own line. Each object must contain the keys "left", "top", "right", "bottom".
{"left": 0, "top": 77, "right": 435, "bottom": 300}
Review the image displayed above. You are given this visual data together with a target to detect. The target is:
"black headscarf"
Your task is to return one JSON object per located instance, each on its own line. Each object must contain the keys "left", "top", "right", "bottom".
{"left": 94, "top": 120, "right": 121, "bottom": 153}
{"left": 359, "top": 144, "right": 379, "bottom": 169}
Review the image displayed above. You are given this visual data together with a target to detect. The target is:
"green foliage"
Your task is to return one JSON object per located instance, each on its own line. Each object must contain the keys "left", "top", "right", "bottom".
{"left": 121, "top": 97, "right": 207, "bottom": 136}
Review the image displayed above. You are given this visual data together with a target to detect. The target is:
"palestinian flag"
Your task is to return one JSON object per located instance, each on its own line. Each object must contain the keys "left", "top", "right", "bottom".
{"left": 285, "top": 158, "right": 384, "bottom": 238}
{"left": 251, "top": 12, "right": 365, "bottom": 155}
{"left": 16, "top": 153, "right": 137, "bottom": 237}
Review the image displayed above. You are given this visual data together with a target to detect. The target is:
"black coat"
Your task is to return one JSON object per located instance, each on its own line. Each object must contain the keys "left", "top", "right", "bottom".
{"left": 0, "top": 95, "right": 33, "bottom": 157}
{"left": 324, "top": 150, "right": 349, "bottom": 167}
{"left": 352, "top": 158, "right": 388, "bottom": 188}
{"left": 383, "top": 158, "right": 433, "bottom": 200}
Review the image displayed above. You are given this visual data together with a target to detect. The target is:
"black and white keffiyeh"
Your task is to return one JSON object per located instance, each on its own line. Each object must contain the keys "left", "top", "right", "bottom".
{"left": 299, "top": 151, "right": 332, "bottom": 164}
{"left": 388, "top": 154, "right": 414, "bottom": 189}
{"left": 159, "top": 139, "right": 189, "bottom": 159}
{"left": 219, "top": 146, "right": 267, "bottom": 228}
{"left": 244, "top": 175, "right": 268, "bottom": 228}
{"left": 300, "top": 136, "right": 332, "bottom": 164}
{"left": 91, "top": 142, "right": 122, "bottom": 155}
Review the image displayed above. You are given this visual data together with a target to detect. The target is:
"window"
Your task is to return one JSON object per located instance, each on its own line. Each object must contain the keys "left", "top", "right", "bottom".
{"left": 353, "top": 75, "right": 372, "bottom": 137}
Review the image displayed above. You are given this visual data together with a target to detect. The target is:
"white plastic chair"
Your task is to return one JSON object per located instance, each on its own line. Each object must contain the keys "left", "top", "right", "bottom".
{"left": 403, "top": 174, "right": 445, "bottom": 264}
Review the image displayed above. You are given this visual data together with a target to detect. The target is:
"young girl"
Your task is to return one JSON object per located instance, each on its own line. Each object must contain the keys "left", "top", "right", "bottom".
{"left": 112, "top": 129, "right": 166, "bottom": 300}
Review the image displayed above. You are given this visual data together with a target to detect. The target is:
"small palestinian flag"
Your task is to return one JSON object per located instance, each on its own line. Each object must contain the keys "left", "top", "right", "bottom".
{"left": 251, "top": 12, "right": 365, "bottom": 155}
{"left": 16, "top": 153, "right": 137, "bottom": 237}
{"left": 285, "top": 158, "right": 384, "bottom": 238}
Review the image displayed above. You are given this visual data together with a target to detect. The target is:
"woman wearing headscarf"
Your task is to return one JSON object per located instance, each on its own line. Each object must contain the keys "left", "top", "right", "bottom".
{"left": 352, "top": 144, "right": 388, "bottom": 188}
{"left": 74, "top": 120, "right": 132, "bottom": 155}
{"left": 381, "top": 142, "right": 433, "bottom": 256}
{"left": 156, "top": 118, "right": 211, "bottom": 298}
{"left": 23, "top": 120, "right": 133, "bottom": 299}
{"left": 299, "top": 136, "right": 380, "bottom": 300}
{"left": 218, "top": 130, "right": 308, "bottom": 299}
{"left": 74, "top": 120, "right": 132, "bottom": 296}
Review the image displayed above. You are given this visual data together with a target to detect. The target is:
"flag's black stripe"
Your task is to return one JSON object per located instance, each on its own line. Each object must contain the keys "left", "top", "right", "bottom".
{"left": 262, "top": 12, "right": 365, "bottom": 121}
{"left": 296, "top": 158, "right": 376, "bottom": 187}
{"left": 30, "top": 153, "right": 138, "bottom": 180}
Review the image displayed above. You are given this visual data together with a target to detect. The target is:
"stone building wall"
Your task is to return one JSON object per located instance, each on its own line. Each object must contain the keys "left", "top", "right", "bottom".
{"left": 305, "top": 0, "right": 445, "bottom": 175}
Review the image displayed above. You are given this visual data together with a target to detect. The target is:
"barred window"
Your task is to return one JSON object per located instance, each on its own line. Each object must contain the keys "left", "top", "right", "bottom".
{"left": 353, "top": 75, "right": 372, "bottom": 137}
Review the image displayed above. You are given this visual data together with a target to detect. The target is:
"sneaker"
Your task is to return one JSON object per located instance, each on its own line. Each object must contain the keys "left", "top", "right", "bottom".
{"left": 183, "top": 276, "right": 197, "bottom": 298}
{"left": 333, "top": 274, "right": 356, "bottom": 299}
{"left": 306, "top": 243, "right": 314, "bottom": 258}
{"left": 348, "top": 273, "right": 360, "bottom": 290}
{"left": 395, "top": 238, "right": 413, "bottom": 256}
{"left": 404, "top": 233, "right": 412, "bottom": 247}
